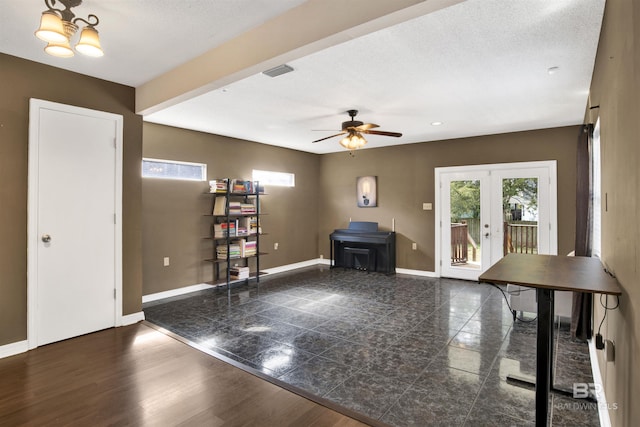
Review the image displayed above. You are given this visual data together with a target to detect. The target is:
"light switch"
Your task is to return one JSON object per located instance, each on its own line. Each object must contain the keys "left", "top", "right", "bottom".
{"left": 163, "top": 257, "right": 170, "bottom": 266}
{"left": 423, "top": 203, "right": 432, "bottom": 211}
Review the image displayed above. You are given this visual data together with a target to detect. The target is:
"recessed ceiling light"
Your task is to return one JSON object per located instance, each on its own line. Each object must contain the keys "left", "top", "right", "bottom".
{"left": 547, "top": 66, "right": 560, "bottom": 75}
{"left": 431, "top": 121, "right": 443, "bottom": 126}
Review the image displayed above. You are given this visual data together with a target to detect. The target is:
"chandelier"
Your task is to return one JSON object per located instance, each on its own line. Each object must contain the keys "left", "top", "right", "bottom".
{"left": 35, "top": 0, "right": 103, "bottom": 58}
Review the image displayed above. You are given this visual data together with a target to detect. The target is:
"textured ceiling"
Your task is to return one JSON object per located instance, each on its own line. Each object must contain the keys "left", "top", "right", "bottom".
{"left": 0, "top": 0, "right": 605, "bottom": 154}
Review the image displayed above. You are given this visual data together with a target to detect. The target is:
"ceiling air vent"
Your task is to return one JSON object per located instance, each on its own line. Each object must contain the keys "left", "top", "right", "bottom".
{"left": 262, "top": 64, "right": 294, "bottom": 78}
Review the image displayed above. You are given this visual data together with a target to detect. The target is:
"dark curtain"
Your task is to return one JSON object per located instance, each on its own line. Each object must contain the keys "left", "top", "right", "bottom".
{"left": 572, "top": 124, "right": 594, "bottom": 340}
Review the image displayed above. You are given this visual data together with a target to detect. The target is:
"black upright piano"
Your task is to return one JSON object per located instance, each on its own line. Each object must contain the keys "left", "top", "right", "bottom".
{"left": 330, "top": 221, "right": 396, "bottom": 274}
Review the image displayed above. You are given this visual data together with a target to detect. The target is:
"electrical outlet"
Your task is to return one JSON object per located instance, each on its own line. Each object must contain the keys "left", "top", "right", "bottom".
{"left": 412, "top": 242, "right": 417, "bottom": 250}
{"left": 163, "top": 257, "right": 170, "bottom": 266}
{"left": 274, "top": 242, "right": 279, "bottom": 250}
{"left": 320, "top": 254, "right": 324, "bottom": 259}
{"left": 423, "top": 202, "right": 432, "bottom": 210}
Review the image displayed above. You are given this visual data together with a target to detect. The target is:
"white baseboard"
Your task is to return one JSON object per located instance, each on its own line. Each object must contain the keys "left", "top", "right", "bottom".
{"left": 395, "top": 267, "right": 438, "bottom": 277}
{"left": 121, "top": 311, "right": 145, "bottom": 326}
{"left": 0, "top": 340, "right": 28, "bottom": 359}
{"left": 588, "top": 338, "right": 612, "bottom": 427}
{"left": 143, "top": 283, "right": 214, "bottom": 303}
{"left": 262, "top": 258, "right": 327, "bottom": 274}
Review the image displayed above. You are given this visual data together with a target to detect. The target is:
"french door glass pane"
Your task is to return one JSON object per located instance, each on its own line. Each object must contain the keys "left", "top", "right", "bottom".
{"left": 502, "top": 178, "right": 538, "bottom": 256}
{"left": 450, "top": 180, "right": 481, "bottom": 269}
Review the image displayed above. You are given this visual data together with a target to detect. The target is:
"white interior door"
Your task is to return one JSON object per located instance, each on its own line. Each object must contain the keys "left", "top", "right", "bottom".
{"left": 28, "top": 99, "right": 123, "bottom": 347}
{"left": 436, "top": 161, "right": 557, "bottom": 281}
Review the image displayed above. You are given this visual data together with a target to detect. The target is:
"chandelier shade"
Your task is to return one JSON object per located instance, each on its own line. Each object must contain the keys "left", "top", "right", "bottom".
{"left": 76, "top": 26, "right": 103, "bottom": 57}
{"left": 45, "top": 39, "right": 75, "bottom": 57}
{"left": 34, "top": 0, "right": 104, "bottom": 58}
{"left": 35, "top": 10, "right": 67, "bottom": 43}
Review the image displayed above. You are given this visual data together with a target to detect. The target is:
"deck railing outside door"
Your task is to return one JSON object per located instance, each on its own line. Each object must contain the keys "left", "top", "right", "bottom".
{"left": 451, "top": 223, "right": 468, "bottom": 264}
{"left": 503, "top": 222, "right": 538, "bottom": 254}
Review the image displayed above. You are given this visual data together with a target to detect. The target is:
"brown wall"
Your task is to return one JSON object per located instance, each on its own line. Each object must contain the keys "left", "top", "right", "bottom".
{"left": 0, "top": 53, "right": 143, "bottom": 345}
{"left": 319, "top": 126, "right": 579, "bottom": 271}
{"left": 142, "top": 122, "right": 320, "bottom": 296}
{"left": 586, "top": 0, "right": 640, "bottom": 424}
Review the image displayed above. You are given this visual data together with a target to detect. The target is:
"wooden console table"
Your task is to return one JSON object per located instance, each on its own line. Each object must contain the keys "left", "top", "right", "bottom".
{"left": 479, "top": 254, "right": 621, "bottom": 427}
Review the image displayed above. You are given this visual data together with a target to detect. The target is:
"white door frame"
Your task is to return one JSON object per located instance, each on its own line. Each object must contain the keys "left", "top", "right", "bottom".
{"left": 435, "top": 161, "right": 557, "bottom": 278}
{"left": 27, "top": 99, "right": 124, "bottom": 349}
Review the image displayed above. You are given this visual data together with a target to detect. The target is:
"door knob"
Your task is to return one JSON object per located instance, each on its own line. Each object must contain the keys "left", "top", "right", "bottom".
{"left": 484, "top": 233, "right": 490, "bottom": 238}
{"left": 42, "top": 234, "right": 51, "bottom": 243}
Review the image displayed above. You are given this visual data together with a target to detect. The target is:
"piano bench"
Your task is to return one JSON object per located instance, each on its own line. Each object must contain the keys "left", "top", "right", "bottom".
{"left": 343, "top": 247, "right": 376, "bottom": 273}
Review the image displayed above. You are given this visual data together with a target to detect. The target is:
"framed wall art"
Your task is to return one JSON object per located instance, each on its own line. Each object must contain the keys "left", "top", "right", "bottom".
{"left": 356, "top": 176, "right": 377, "bottom": 207}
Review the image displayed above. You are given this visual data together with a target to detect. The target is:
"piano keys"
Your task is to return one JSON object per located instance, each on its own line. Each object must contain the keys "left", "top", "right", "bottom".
{"left": 330, "top": 221, "right": 396, "bottom": 274}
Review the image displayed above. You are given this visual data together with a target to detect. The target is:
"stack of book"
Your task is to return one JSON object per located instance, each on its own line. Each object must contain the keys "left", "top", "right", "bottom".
{"left": 240, "top": 203, "right": 256, "bottom": 214}
{"left": 231, "top": 179, "right": 251, "bottom": 193}
{"left": 216, "top": 242, "right": 241, "bottom": 259}
{"left": 209, "top": 179, "right": 228, "bottom": 193}
{"left": 213, "top": 221, "right": 236, "bottom": 238}
{"left": 236, "top": 225, "right": 248, "bottom": 236}
{"left": 240, "top": 239, "right": 257, "bottom": 257}
{"left": 230, "top": 266, "right": 250, "bottom": 280}
{"left": 228, "top": 201, "right": 242, "bottom": 215}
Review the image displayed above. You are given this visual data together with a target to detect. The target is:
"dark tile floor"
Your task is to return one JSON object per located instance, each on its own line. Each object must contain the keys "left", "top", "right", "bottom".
{"left": 144, "top": 266, "right": 600, "bottom": 426}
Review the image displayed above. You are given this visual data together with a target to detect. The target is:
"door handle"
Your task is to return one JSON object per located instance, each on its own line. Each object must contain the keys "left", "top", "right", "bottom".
{"left": 484, "top": 233, "right": 490, "bottom": 238}
{"left": 42, "top": 234, "right": 51, "bottom": 243}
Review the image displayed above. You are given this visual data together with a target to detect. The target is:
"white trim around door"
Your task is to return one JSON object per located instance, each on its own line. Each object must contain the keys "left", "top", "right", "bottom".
{"left": 435, "top": 161, "right": 558, "bottom": 279}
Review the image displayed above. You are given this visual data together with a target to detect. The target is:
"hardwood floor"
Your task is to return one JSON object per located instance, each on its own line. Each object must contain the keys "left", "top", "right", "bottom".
{"left": 0, "top": 323, "right": 370, "bottom": 426}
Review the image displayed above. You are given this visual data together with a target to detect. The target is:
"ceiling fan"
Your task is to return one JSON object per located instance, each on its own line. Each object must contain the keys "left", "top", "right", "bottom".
{"left": 312, "top": 110, "right": 402, "bottom": 150}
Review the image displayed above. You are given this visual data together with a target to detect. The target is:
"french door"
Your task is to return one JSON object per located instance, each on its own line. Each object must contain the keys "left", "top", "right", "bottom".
{"left": 436, "top": 161, "right": 557, "bottom": 280}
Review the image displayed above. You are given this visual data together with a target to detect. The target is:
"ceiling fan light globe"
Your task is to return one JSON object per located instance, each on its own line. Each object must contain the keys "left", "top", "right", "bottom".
{"left": 35, "top": 11, "right": 67, "bottom": 43}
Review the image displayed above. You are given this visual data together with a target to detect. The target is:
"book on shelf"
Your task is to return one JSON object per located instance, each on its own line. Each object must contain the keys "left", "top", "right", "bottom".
{"left": 229, "top": 266, "right": 250, "bottom": 280}
{"left": 240, "top": 203, "right": 256, "bottom": 214}
{"left": 231, "top": 179, "right": 250, "bottom": 193}
{"left": 216, "top": 242, "right": 241, "bottom": 259}
{"left": 212, "top": 196, "right": 227, "bottom": 215}
{"left": 228, "top": 201, "right": 242, "bottom": 215}
{"left": 209, "top": 179, "right": 228, "bottom": 193}
{"left": 238, "top": 217, "right": 260, "bottom": 235}
{"left": 230, "top": 179, "right": 263, "bottom": 194}
{"left": 239, "top": 239, "right": 257, "bottom": 257}
{"left": 213, "top": 221, "right": 237, "bottom": 238}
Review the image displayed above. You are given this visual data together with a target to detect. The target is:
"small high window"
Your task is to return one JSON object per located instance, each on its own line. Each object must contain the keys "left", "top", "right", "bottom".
{"left": 252, "top": 169, "right": 295, "bottom": 187}
{"left": 142, "top": 158, "right": 206, "bottom": 181}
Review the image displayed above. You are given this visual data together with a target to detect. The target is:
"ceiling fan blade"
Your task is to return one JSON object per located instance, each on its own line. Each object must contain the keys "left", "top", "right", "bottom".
{"left": 355, "top": 123, "right": 379, "bottom": 131}
{"left": 363, "top": 130, "right": 403, "bottom": 138}
{"left": 312, "top": 132, "right": 346, "bottom": 143}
